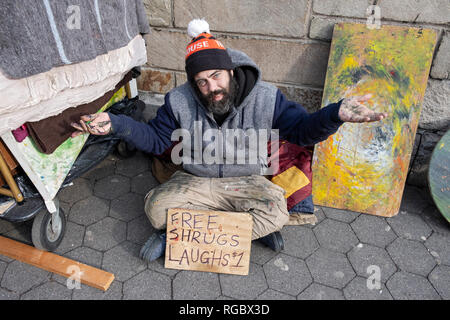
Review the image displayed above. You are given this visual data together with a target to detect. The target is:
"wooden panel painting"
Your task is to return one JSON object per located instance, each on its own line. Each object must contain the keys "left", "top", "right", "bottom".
{"left": 312, "top": 23, "right": 437, "bottom": 217}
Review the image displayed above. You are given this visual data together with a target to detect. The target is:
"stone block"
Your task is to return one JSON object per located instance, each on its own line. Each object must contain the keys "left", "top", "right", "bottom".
{"left": 277, "top": 84, "right": 323, "bottom": 112}
{"left": 429, "top": 265, "right": 450, "bottom": 299}
{"left": 102, "top": 241, "right": 147, "bottom": 282}
{"left": 431, "top": 32, "right": 450, "bottom": 80}
{"left": 280, "top": 225, "right": 319, "bottom": 259}
{"left": 223, "top": 37, "right": 330, "bottom": 87}
{"left": 143, "top": 0, "right": 171, "bottom": 27}
{"left": 312, "top": 0, "right": 374, "bottom": 18}
{"left": 343, "top": 276, "right": 393, "bottom": 300}
{"left": 174, "top": 0, "right": 309, "bottom": 37}
{"left": 378, "top": 0, "right": 450, "bottom": 25}
{"left": 420, "top": 79, "right": 450, "bottom": 131}
{"left": 85, "top": 217, "right": 127, "bottom": 252}
{"left": 137, "top": 68, "right": 175, "bottom": 94}
{"left": 147, "top": 29, "right": 331, "bottom": 86}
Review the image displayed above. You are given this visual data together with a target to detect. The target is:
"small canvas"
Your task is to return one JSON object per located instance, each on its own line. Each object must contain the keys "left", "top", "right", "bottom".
{"left": 312, "top": 23, "right": 437, "bottom": 217}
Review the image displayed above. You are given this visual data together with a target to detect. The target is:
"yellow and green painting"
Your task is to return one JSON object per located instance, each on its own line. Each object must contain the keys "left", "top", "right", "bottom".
{"left": 312, "top": 23, "right": 437, "bottom": 217}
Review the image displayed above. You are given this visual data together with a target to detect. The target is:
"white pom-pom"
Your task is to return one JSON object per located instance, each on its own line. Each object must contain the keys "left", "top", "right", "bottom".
{"left": 187, "top": 19, "right": 210, "bottom": 38}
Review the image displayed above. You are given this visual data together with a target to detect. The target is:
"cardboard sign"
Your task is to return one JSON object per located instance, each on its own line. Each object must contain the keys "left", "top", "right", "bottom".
{"left": 165, "top": 208, "right": 253, "bottom": 275}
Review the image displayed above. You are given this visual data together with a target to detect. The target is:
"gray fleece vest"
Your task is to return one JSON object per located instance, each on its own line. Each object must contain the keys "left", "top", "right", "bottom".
{"left": 169, "top": 49, "right": 278, "bottom": 177}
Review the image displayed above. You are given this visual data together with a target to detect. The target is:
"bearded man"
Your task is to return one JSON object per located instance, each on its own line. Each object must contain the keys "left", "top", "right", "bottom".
{"left": 72, "top": 19, "right": 387, "bottom": 262}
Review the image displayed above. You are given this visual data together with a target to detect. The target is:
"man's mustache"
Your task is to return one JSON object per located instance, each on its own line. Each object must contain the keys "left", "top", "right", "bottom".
{"left": 207, "top": 89, "right": 227, "bottom": 101}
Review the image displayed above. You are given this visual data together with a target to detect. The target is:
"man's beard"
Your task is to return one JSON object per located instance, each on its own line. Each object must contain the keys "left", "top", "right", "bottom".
{"left": 197, "top": 75, "right": 238, "bottom": 116}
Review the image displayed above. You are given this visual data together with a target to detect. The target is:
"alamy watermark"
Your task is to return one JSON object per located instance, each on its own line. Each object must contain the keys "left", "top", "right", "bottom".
{"left": 366, "top": 265, "right": 382, "bottom": 290}
{"left": 366, "top": 5, "right": 381, "bottom": 29}
{"left": 170, "top": 122, "right": 280, "bottom": 175}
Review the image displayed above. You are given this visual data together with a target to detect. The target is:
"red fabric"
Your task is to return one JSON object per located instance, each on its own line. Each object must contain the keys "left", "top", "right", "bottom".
{"left": 269, "top": 140, "right": 313, "bottom": 211}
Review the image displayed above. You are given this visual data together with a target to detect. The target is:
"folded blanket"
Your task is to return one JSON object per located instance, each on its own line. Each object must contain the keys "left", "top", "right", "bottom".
{"left": 0, "top": 34, "right": 146, "bottom": 135}
{"left": 0, "top": 0, "right": 150, "bottom": 79}
{"left": 26, "top": 72, "right": 132, "bottom": 154}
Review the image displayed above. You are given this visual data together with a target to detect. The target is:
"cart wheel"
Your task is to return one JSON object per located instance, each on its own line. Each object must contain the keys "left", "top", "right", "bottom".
{"left": 31, "top": 207, "right": 66, "bottom": 251}
{"left": 117, "top": 140, "right": 136, "bottom": 158}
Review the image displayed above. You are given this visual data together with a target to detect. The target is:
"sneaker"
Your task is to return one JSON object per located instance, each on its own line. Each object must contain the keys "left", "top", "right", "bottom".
{"left": 139, "top": 231, "right": 166, "bottom": 262}
{"left": 258, "top": 231, "right": 284, "bottom": 252}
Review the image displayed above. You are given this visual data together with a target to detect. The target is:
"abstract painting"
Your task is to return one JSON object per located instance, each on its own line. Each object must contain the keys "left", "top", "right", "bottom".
{"left": 312, "top": 23, "right": 437, "bottom": 217}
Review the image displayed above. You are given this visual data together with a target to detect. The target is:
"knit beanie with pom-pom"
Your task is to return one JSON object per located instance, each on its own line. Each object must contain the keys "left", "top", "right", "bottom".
{"left": 185, "top": 19, "right": 233, "bottom": 80}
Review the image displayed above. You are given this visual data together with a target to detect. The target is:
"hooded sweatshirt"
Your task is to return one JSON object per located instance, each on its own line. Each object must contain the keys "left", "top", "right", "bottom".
{"left": 109, "top": 49, "right": 343, "bottom": 178}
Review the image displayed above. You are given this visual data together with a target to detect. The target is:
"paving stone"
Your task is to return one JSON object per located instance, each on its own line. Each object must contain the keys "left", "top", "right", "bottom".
{"left": 280, "top": 225, "right": 319, "bottom": 259}
{"left": 399, "top": 186, "right": 431, "bottom": 215}
{"left": 131, "top": 171, "right": 160, "bottom": 195}
{"left": 421, "top": 205, "right": 450, "bottom": 236}
{"left": 387, "top": 238, "right": 436, "bottom": 277}
{"left": 102, "top": 241, "right": 147, "bottom": 282}
{"left": 219, "top": 263, "right": 267, "bottom": 300}
{"left": 57, "top": 178, "right": 93, "bottom": 205}
{"left": 263, "top": 254, "right": 312, "bottom": 296}
{"left": 110, "top": 193, "right": 145, "bottom": 222}
{"left": 94, "top": 174, "right": 130, "bottom": 200}
{"left": 306, "top": 248, "right": 356, "bottom": 289}
{"left": 0, "top": 254, "right": 13, "bottom": 263}
{"left": 430, "top": 31, "right": 450, "bottom": 80}
{"left": 314, "top": 219, "right": 359, "bottom": 253}
{"left": 174, "top": 0, "right": 309, "bottom": 37}
{"left": 64, "top": 247, "right": 103, "bottom": 269}
{"left": 343, "top": 276, "right": 393, "bottom": 300}
{"left": 173, "top": 271, "right": 221, "bottom": 300}
{"left": 425, "top": 233, "right": 450, "bottom": 266}
{"left": 250, "top": 241, "right": 278, "bottom": 265}
{"left": 69, "top": 196, "right": 109, "bottom": 226}
{"left": 297, "top": 283, "right": 345, "bottom": 300}
{"left": 429, "top": 265, "right": 450, "bottom": 299}
{"left": 81, "top": 157, "right": 116, "bottom": 182}
{"left": 127, "top": 215, "right": 156, "bottom": 245}
{"left": 3, "top": 223, "right": 32, "bottom": 245}
{"left": 1, "top": 261, "right": 50, "bottom": 294}
{"left": 54, "top": 221, "right": 85, "bottom": 255}
{"left": 124, "top": 270, "right": 171, "bottom": 300}
{"left": 84, "top": 217, "right": 127, "bottom": 251}
{"left": 386, "top": 211, "right": 432, "bottom": 241}
{"left": 72, "top": 280, "right": 123, "bottom": 300}
{"left": 312, "top": 0, "right": 373, "bottom": 18}
{"left": 148, "top": 256, "right": 180, "bottom": 278}
{"left": 321, "top": 207, "right": 360, "bottom": 223}
{"left": 0, "top": 288, "right": 19, "bottom": 300}
{"left": 351, "top": 214, "right": 397, "bottom": 248}
{"left": 21, "top": 281, "right": 72, "bottom": 300}
{"left": 115, "top": 152, "right": 150, "bottom": 177}
{"left": 378, "top": 0, "right": 450, "bottom": 24}
{"left": 348, "top": 244, "right": 397, "bottom": 283}
{"left": 387, "top": 271, "right": 441, "bottom": 300}
{"left": 257, "top": 289, "right": 296, "bottom": 300}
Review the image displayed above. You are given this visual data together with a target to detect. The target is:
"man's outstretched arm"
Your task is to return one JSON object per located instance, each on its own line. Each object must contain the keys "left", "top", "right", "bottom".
{"left": 272, "top": 90, "right": 388, "bottom": 146}
{"left": 71, "top": 94, "right": 180, "bottom": 155}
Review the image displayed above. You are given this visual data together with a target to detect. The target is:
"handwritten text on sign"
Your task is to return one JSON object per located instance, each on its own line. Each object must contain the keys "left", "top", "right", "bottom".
{"left": 165, "top": 208, "right": 253, "bottom": 275}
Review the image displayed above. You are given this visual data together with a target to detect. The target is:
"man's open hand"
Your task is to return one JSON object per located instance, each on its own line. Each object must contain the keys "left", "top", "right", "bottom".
{"left": 71, "top": 112, "right": 112, "bottom": 138}
{"left": 338, "top": 94, "right": 388, "bottom": 123}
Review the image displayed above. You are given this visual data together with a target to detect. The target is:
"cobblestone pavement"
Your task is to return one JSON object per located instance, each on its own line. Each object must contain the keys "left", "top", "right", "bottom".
{"left": 0, "top": 151, "right": 449, "bottom": 300}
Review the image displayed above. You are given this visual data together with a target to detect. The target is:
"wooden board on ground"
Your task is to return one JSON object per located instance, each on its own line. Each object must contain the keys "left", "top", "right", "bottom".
{"left": 312, "top": 23, "right": 437, "bottom": 217}
{"left": 165, "top": 208, "right": 253, "bottom": 276}
{"left": 0, "top": 235, "right": 114, "bottom": 291}
{"left": 428, "top": 130, "right": 450, "bottom": 224}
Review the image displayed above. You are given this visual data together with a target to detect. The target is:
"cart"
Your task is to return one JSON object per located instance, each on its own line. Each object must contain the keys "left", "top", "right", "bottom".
{"left": 0, "top": 79, "right": 141, "bottom": 251}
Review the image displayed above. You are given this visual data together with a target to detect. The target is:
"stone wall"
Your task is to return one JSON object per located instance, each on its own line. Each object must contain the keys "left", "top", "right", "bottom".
{"left": 138, "top": 0, "right": 449, "bottom": 186}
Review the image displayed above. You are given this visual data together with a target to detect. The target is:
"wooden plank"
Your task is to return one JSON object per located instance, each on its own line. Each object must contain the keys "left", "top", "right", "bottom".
{"left": 0, "top": 235, "right": 114, "bottom": 291}
{"left": 165, "top": 208, "right": 253, "bottom": 276}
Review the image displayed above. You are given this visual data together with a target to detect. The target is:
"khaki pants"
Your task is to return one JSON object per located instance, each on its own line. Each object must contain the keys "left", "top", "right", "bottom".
{"left": 144, "top": 171, "right": 290, "bottom": 240}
